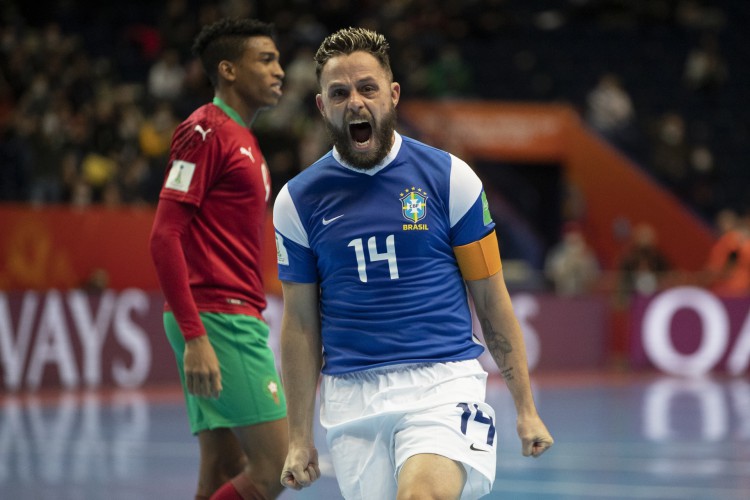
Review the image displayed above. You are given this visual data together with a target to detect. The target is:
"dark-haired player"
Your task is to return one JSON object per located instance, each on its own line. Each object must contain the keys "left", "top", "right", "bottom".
{"left": 150, "top": 18, "right": 287, "bottom": 500}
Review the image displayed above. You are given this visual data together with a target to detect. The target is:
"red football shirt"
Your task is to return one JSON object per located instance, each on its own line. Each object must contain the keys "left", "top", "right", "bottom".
{"left": 156, "top": 100, "right": 271, "bottom": 328}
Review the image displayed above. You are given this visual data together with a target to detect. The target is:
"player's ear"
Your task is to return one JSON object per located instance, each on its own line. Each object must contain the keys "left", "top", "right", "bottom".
{"left": 315, "top": 94, "right": 325, "bottom": 116}
{"left": 391, "top": 82, "right": 400, "bottom": 107}
{"left": 218, "top": 60, "right": 235, "bottom": 82}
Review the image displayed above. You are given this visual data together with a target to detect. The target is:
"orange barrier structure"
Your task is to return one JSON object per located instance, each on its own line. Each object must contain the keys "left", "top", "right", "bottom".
{"left": 399, "top": 101, "right": 715, "bottom": 270}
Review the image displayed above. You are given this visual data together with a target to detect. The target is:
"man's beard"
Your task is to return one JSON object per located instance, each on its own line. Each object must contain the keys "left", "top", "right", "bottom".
{"left": 324, "top": 106, "right": 397, "bottom": 170}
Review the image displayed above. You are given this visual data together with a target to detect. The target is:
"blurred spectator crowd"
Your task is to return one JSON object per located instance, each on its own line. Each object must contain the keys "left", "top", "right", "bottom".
{"left": 0, "top": 0, "right": 507, "bottom": 207}
{"left": 0, "top": 0, "right": 748, "bottom": 293}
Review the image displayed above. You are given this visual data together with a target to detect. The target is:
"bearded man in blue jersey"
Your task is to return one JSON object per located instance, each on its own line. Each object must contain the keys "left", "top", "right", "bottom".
{"left": 274, "top": 27, "right": 553, "bottom": 500}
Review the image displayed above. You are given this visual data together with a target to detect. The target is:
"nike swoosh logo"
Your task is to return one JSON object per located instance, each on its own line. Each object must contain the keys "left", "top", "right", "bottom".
{"left": 470, "top": 444, "right": 490, "bottom": 452}
{"left": 322, "top": 215, "right": 344, "bottom": 225}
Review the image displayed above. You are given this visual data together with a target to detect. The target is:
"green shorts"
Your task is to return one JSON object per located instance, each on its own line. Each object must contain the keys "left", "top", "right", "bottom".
{"left": 164, "top": 312, "right": 287, "bottom": 434}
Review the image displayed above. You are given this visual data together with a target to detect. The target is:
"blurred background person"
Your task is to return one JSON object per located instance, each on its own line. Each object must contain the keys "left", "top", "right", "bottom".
{"left": 544, "top": 222, "right": 600, "bottom": 296}
{"left": 703, "top": 208, "right": 750, "bottom": 296}
{"left": 616, "top": 223, "right": 673, "bottom": 300}
{"left": 683, "top": 33, "right": 728, "bottom": 96}
{"left": 147, "top": 47, "right": 186, "bottom": 104}
{"left": 585, "top": 72, "right": 638, "bottom": 156}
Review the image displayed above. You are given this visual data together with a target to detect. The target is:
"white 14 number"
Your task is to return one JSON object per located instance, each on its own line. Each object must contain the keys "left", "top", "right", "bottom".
{"left": 348, "top": 235, "right": 399, "bottom": 283}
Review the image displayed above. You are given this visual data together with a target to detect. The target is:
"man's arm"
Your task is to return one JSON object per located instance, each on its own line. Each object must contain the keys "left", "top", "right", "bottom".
{"left": 466, "top": 271, "right": 554, "bottom": 457}
{"left": 279, "top": 281, "right": 323, "bottom": 490}
{"left": 149, "top": 199, "right": 221, "bottom": 398}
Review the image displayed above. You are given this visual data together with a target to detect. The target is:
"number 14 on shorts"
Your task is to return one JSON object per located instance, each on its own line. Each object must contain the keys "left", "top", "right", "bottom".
{"left": 457, "top": 402, "right": 496, "bottom": 448}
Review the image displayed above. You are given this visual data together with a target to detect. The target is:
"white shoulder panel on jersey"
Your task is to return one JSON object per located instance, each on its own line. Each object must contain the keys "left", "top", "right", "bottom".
{"left": 273, "top": 184, "right": 309, "bottom": 248}
{"left": 448, "top": 154, "right": 483, "bottom": 227}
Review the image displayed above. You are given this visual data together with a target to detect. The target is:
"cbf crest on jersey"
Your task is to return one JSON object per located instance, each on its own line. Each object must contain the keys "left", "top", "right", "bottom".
{"left": 400, "top": 187, "right": 428, "bottom": 222}
{"left": 400, "top": 187, "right": 429, "bottom": 231}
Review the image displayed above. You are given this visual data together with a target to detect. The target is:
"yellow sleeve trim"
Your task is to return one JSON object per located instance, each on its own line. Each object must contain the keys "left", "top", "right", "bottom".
{"left": 454, "top": 230, "right": 502, "bottom": 281}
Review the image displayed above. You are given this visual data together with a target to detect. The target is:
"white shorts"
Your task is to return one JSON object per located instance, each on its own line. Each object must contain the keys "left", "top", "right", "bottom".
{"left": 320, "top": 359, "right": 496, "bottom": 500}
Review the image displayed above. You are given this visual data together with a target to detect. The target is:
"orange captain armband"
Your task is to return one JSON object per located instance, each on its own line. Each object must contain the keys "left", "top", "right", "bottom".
{"left": 453, "top": 230, "right": 502, "bottom": 280}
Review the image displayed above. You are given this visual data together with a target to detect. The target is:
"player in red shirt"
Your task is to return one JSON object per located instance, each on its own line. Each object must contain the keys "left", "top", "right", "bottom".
{"left": 149, "top": 18, "right": 287, "bottom": 500}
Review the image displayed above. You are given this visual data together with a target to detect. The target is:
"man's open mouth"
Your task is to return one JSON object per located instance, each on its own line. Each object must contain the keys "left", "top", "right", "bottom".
{"left": 349, "top": 121, "right": 373, "bottom": 148}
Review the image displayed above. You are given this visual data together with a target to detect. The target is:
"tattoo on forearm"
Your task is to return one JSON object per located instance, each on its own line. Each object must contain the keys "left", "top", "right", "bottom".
{"left": 501, "top": 367, "right": 515, "bottom": 381}
{"left": 481, "top": 319, "right": 514, "bottom": 380}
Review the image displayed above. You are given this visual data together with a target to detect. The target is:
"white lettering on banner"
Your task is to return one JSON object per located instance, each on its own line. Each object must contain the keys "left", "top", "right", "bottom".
{"left": 26, "top": 291, "right": 79, "bottom": 390}
{"left": 642, "top": 286, "right": 750, "bottom": 376}
{"left": 643, "top": 287, "right": 730, "bottom": 376}
{"left": 643, "top": 377, "right": 727, "bottom": 442}
{"left": 0, "top": 292, "right": 38, "bottom": 390}
{"left": 69, "top": 290, "right": 116, "bottom": 387}
{"left": 112, "top": 289, "right": 151, "bottom": 387}
{"left": 0, "top": 290, "right": 152, "bottom": 390}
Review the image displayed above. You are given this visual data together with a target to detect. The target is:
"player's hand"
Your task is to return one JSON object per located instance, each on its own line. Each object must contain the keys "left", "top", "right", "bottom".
{"left": 184, "top": 335, "right": 222, "bottom": 398}
{"left": 280, "top": 445, "right": 320, "bottom": 490}
{"left": 517, "top": 414, "right": 554, "bottom": 458}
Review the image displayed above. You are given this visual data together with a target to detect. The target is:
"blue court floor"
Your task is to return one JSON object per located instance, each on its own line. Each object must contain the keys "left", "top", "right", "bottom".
{"left": 2, "top": 371, "right": 748, "bottom": 499}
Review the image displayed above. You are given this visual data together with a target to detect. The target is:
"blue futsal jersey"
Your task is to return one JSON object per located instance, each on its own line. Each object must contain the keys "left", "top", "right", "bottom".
{"left": 274, "top": 133, "right": 495, "bottom": 374}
